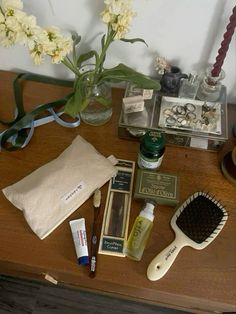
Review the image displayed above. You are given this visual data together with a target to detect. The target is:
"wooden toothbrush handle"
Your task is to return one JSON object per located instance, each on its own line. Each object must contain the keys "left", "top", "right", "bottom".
{"left": 147, "top": 236, "right": 186, "bottom": 281}
{"left": 89, "top": 218, "right": 100, "bottom": 278}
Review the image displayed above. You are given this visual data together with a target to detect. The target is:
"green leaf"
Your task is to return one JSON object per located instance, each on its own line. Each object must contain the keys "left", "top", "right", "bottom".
{"left": 72, "top": 32, "right": 81, "bottom": 47}
{"left": 0, "top": 93, "right": 72, "bottom": 151}
{"left": 95, "top": 96, "right": 112, "bottom": 108}
{"left": 63, "top": 95, "right": 78, "bottom": 118}
{"left": 77, "top": 50, "right": 97, "bottom": 68}
{"left": 120, "top": 37, "right": 148, "bottom": 47}
{"left": 101, "top": 34, "right": 106, "bottom": 49}
{"left": 0, "top": 72, "right": 73, "bottom": 126}
{"left": 99, "top": 63, "right": 161, "bottom": 90}
{"left": 64, "top": 82, "right": 89, "bottom": 117}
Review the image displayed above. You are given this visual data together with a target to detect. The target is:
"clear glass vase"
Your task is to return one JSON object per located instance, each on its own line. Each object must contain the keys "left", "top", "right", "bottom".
{"left": 80, "top": 81, "right": 112, "bottom": 126}
{"left": 196, "top": 65, "right": 225, "bottom": 102}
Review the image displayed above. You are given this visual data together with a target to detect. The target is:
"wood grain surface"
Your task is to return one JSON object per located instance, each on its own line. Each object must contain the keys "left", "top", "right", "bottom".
{"left": 0, "top": 70, "right": 235, "bottom": 314}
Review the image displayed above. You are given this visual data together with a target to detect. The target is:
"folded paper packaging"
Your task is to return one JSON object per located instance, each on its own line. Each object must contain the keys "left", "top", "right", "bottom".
{"left": 2, "top": 135, "right": 117, "bottom": 240}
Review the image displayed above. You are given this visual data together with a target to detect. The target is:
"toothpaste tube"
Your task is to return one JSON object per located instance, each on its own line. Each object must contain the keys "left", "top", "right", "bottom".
{"left": 69, "top": 218, "right": 89, "bottom": 266}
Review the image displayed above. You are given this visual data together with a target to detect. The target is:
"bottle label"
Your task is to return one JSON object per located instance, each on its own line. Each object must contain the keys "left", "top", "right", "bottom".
{"left": 138, "top": 154, "right": 164, "bottom": 169}
{"left": 131, "top": 218, "right": 149, "bottom": 249}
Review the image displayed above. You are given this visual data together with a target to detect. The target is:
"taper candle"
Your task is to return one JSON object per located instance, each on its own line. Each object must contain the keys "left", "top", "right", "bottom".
{"left": 211, "top": 5, "right": 236, "bottom": 77}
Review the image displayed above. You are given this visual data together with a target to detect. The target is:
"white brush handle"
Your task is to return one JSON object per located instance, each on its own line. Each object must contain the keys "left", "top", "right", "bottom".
{"left": 147, "top": 235, "right": 187, "bottom": 281}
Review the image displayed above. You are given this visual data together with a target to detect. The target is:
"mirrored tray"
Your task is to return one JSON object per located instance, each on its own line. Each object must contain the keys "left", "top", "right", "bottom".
{"left": 158, "top": 97, "right": 222, "bottom": 135}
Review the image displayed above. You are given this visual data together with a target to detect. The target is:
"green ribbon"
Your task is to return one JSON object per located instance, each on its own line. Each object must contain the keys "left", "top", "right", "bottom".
{"left": 0, "top": 73, "right": 75, "bottom": 151}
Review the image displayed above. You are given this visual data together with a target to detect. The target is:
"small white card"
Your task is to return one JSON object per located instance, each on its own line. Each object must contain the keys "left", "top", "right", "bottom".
{"left": 122, "top": 95, "right": 144, "bottom": 114}
{"left": 142, "top": 89, "right": 153, "bottom": 99}
{"left": 190, "top": 137, "right": 208, "bottom": 149}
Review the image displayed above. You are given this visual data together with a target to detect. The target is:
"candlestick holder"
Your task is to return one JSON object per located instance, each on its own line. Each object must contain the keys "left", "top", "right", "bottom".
{"left": 196, "top": 65, "right": 225, "bottom": 102}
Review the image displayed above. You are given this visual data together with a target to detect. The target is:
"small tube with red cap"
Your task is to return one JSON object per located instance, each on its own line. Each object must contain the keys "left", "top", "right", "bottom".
{"left": 69, "top": 218, "right": 89, "bottom": 266}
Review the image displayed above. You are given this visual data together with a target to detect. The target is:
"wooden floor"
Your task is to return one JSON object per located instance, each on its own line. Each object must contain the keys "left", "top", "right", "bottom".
{"left": 0, "top": 275, "right": 188, "bottom": 314}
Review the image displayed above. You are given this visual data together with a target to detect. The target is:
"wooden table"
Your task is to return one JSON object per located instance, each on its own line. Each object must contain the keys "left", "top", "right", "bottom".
{"left": 0, "top": 71, "right": 235, "bottom": 314}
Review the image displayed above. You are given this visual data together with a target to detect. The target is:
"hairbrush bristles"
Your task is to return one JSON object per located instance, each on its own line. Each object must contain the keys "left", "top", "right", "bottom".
{"left": 176, "top": 192, "right": 228, "bottom": 244}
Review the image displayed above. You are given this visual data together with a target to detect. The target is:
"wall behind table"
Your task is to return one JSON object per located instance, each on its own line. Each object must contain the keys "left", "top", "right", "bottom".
{"left": 0, "top": 0, "right": 235, "bottom": 104}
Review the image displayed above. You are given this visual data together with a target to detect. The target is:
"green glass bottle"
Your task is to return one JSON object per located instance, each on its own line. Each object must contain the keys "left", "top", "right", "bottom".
{"left": 138, "top": 131, "right": 165, "bottom": 170}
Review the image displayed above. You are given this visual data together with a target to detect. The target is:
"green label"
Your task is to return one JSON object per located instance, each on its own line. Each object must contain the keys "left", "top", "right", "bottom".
{"left": 102, "top": 238, "right": 124, "bottom": 253}
{"left": 138, "top": 171, "right": 177, "bottom": 199}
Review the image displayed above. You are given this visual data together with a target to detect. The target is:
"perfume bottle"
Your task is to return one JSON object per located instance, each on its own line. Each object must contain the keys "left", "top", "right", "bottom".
{"left": 124, "top": 201, "right": 155, "bottom": 261}
{"left": 178, "top": 72, "right": 199, "bottom": 99}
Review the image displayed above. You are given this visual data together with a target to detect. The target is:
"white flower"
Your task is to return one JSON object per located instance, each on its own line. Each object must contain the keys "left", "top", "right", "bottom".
{"left": 30, "top": 51, "right": 43, "bottom": 65}
{"left": 112, "top": 15, "right": 129, "bottom": 39}
{"left": 0, "top": 24, "right": 17, "bottom": 46}
{"left": 44, "top": 27, "right": 72, "bottom": 64}
{"left": 101, "top": 9, "right": 114, "bottom": 24}
{"left": 155, "top": 56, "right": 171, "bottom": 75}
{"left": 34, "top": 28, "right": 50, "bottom": 45}
{"left": 0, "top": 0, "right": 73, "bottom": 64}
{"left": 1, "top": 0, "right": 23, "bottom": 12}
{"left": 16, "top": 15, "right": 41, "bottom": 47}
{"left": 104, "top": 0, "right": 132, "bottom": 16}
{"left": 0, "top": 16, "right": 18, "bottom": 46}
{"left": 18, "top": 14, "right": 37, "bottom": 35}
{"left": 46, "top": 26, "right": 62, "bottom": 41}
{"left": 5, "top": 15, "right": 19, "bottom": 30}
{"left": 51, "top": 38, "right": 73, "bottom": 63}
{"left": 101, "top": 0, "right": 136, "bottom": 39}
{"left": 0, "top": 0, "right": 26, "bottom": 46}
{"left": 30, "top": 42, "right": 45, "bottom": 64}
{"left": 0, "top": 11, "right": 5, "bottom": 22}
{"left": 114, "top": 10, "right": 135, "bottom": 39}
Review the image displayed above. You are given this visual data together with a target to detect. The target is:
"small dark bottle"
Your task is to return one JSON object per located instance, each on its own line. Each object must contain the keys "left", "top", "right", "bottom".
{"left": 138, "top": 131, "right": 165, "bottom": 170}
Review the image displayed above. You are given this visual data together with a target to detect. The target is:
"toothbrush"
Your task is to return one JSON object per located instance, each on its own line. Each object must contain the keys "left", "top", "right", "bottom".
{"left": 89, "top": 189, "right": 101, "bottom": 278}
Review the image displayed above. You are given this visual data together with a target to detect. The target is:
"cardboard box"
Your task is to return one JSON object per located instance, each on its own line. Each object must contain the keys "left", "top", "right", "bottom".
{"left": 99, "top": 159, "right": 135, "bottom": 257}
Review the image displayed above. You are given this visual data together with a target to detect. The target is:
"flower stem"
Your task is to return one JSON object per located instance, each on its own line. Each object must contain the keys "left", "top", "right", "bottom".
{"left": 92, "top": 24, "right": 115, "bottom": 84}
{"left": 62, "top": 57, "right": 80, "bottom": 76}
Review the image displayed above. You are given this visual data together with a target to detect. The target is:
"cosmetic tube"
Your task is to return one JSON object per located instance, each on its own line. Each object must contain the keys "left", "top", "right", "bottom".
{"left": 69, "top": 218, "right": 89, "bottom": 265}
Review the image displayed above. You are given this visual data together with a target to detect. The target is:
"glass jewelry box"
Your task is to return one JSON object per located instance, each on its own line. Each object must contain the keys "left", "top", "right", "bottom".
{"left": 118, "top": 83, "right": 228, "bottom": 151}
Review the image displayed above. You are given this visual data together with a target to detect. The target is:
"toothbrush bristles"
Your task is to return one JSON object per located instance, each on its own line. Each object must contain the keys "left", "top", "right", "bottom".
{"left": 93, "top": 189, "right": 101, "bottom": 208}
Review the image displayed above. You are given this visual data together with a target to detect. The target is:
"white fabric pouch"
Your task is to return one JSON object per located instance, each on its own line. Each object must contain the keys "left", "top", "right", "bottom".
{"left": 2, "top": 135, "right": 117, "bottom": 239}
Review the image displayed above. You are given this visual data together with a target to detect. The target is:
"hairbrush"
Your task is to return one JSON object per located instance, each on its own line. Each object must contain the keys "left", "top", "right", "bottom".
{"left": 147, "top": 191, "right": 228, "bottom": 281}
